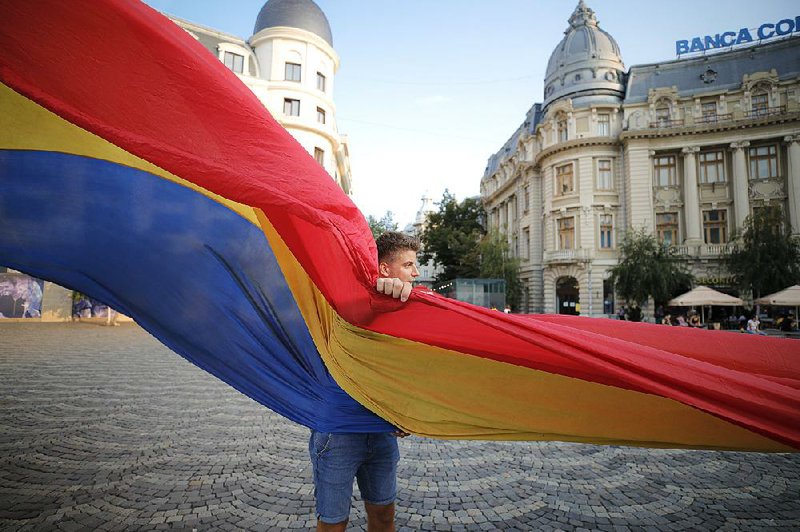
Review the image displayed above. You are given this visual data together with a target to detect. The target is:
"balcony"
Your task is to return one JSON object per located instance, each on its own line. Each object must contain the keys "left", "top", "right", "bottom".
{"left": 669, "top": 243, "right": 733, "bottom": 257}
{"left": 744, "top": 106, "right": 786, "bottom": 120}
{"left": 695, "top": 113, "right": 732, "bottom": 125}
{"left": 649, "top": 118, "right": 684, "bottom": 129}
{"left": 544, "top": 248, "right": 591, "bottom": 264}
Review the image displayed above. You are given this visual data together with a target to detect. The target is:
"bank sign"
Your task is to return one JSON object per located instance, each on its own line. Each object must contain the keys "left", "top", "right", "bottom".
{"left": 676, "top": 15, "right": 800, "bottom": 55}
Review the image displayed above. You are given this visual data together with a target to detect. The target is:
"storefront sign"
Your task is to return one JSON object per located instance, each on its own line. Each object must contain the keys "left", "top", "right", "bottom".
{"left": 676, "top": 16, "right": 800, "bottom": 55}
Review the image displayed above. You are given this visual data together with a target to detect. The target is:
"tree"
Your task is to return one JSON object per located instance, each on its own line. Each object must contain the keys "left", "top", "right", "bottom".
{"left": 366, "top": 210, "right": 398, "bottom": 239}
{"left": 419, "top": 191, "right": 485, "bottom": 282}
{"left": 727, "top": 206, "right": 800, "bottom": 299}
{"left": 609, "top": 228, "right": 693, "bottom": 321}
{"left": 479, "top": 229, "right": 523, "bottom": 310}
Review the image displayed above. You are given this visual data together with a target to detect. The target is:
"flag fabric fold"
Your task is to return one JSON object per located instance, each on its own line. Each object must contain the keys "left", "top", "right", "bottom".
{"left": 1, "top": 0, "right": 798, "bottom": 452}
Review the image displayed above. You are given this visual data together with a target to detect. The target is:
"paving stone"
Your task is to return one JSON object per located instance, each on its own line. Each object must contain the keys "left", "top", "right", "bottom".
{"left": 0, "top": 323, "right": 798, "bottom": 531}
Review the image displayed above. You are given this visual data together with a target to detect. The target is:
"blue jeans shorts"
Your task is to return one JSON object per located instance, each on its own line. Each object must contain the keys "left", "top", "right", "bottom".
{"left": 309, "top": 430, "right": 400, "bottom": 524}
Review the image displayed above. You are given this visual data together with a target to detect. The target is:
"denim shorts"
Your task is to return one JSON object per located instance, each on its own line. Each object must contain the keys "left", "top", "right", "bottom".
{"left": 309, "top": 430, "right": 400, "bottom": 524}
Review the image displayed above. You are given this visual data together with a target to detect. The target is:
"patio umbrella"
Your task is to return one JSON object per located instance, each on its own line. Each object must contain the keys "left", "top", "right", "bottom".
{"left": 668, "top": 286, "right": 743, "bottom": 325}
{"left": 755, "top": 285, "right": 800, "bottom": 321}
{"left": 754, "top": 285, "right": 800, "bottom": 306}
{"left": 668, "top": 286, "right": 743, "bottom": 306}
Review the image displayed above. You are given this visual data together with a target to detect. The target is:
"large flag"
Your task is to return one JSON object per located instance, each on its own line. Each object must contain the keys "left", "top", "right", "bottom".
{"left": 1, "top": 0, "right": 797, "bottom": 452}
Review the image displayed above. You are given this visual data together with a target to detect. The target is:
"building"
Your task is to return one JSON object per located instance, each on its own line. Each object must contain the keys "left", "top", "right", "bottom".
{"left": 481, "top": 1, "right": 800, "bottom": 316}
{"left": 403, "top": 195, "right": 444, "bottom": 288}
{"left": 170, "top": 0, "right": 352, "bottom": 194}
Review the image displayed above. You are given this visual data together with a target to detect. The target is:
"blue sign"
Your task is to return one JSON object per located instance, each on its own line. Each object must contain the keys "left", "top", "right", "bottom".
{"left": 676, "top": 15, "right": 799, "bottom": 55}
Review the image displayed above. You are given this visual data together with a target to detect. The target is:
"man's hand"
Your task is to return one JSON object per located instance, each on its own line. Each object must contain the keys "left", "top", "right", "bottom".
{"left": 376, "top": 277, "right": 412, "bottom": 303}
{"left": 392, "top": 430, "right": 410, "bottom": 438}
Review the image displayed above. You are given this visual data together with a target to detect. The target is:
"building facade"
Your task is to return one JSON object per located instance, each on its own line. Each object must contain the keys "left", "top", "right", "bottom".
{"left": 170, "top": 0, "right": 352, "bottom": 194}
{"left": 481, "top": 1, "right": 800, "bottom": 316}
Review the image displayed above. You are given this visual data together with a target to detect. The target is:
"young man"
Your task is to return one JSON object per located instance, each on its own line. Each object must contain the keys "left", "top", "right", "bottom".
{"left": 310, "top": 231, "right": 419, "bottom": 531}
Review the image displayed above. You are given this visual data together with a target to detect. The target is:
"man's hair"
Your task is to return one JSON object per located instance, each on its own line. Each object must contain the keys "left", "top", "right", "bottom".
{"left": 376, "top": 231, "right": 420, "bottom": 263}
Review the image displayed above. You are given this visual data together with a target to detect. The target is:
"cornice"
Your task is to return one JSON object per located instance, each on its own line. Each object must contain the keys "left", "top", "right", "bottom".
{"left": 534, "top": 137, "right": 619, "bottom": 165}
{"left": 620, "top": 111, "right": 800, "bottom": 140}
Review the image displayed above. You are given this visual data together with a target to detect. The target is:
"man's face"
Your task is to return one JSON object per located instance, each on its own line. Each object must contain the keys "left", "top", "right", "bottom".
{"left": 379, "top": 249, "right": 420, "bottom": 283}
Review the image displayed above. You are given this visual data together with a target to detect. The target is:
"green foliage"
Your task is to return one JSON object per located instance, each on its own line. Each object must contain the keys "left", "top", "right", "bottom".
{"left": 366, "top": 211, "right": 398, "bottom": 239}
{"left": 609, "top": 228, "right": 693, "bottom": 319}
{"left": 479, "top": 229, "right": 523, "bottom": 309}
{"left": 419, "top": 191, "right": 485, "bottom": 282}
{"left": 727, "top": 206, "right": 800, "bottom": 299}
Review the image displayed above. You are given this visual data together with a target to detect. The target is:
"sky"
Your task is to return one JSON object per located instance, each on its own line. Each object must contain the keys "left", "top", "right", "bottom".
{"left": 142, "top": 0, "right": 797, "bottom": 227}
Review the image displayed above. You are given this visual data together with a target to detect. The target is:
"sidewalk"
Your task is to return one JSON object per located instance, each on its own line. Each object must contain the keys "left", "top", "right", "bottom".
{"left": 1, "top": 323, "right": 798, "bottom": 531}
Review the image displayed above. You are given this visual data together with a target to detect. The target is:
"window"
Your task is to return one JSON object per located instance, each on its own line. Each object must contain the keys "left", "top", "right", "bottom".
{"left": 285, "top": 62, "right": 301, "bottom": 82}
{"left": 655, "top": 106, "right": 670, "bottom": 126}
{"left": 656, "top": 212, "right": 679, "bottom": 245}
{"left": 523, "top": 228, "right": 530, "bottom": 259}
{"left": 314, "top": 147, "right": 324, "bottom": 165}
{"left": 557, "top": 118, "right": 568, "bottom": 143}
{"left": 699, "top": 150, "right": 726, "bottom": 183}
{"left": 316, "top": 72, "right": 326, "bottom": 92}
{"left": 555, "top": 164, "right": 574, "bottom": 196}
{"left": 223, "top": 51, "right": 244, "bottom": 74}
{"left": 523, "top": 186, "right": 530, "bottom": 212}
{"left": 558, "top": 217, "right": 575, "bottom": 249}
{"left": 599, "top": 214, "right": 613, "bottom": 249}
{"left": 596, "top": 159, "right": 613, "bottom": 190}
{"left": 701, "top": 101, "right": 717, "bottom": 120}
{"left": 653, "top": 155, "right": 677, "bottom": 187}
{"left": 748, "top": 145, "right": 778, "bottom": 179}
{"left": 317, "top": 107, "right": 326, "bottom": 124}
{"left": 703, "top": 209, "right": 727, "bottom": 244}
{"left": 751, "top": 92, "right": 768, "bottom": 115}
{"left": 283, "top": 98, "right": 300, "bottom": 116}
{"left": 597, "top": 114, "right": 610, "bottom": 136}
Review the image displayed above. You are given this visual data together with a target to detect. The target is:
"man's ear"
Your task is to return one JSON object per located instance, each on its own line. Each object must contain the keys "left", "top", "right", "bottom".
{"left": 378, "top": 262, "right": 389, "bottom": 277}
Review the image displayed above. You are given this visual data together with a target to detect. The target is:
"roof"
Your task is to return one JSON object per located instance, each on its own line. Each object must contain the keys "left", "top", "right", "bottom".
{"left": 483, "top": 103, "right": 542, "bottom": 178}
{"left": 253, "top": 0, "right": 333, "bottom": 45}
{"left": 625, "top": 36, "right": 800, "bottom": 103}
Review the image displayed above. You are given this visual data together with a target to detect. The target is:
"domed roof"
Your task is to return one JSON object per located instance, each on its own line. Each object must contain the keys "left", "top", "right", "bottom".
{"left": 253, "top": 0, "right": 333, "bottom": 46}
{"left": 543, "top": 1, "right": 624, "bottom": 108}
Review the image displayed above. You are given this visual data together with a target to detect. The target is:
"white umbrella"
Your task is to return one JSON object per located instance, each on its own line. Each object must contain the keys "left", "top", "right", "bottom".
{"left": 754, "top": 285, "right": 800, "bottom": 306}
{"left": 668, "top": 286, "right": 743, "bottom": 306}
{"left": 755, "top": 285, "right": 800, "bottom": 322}
{"left": 668, "top": 286, "right": 743, "bottom": 325}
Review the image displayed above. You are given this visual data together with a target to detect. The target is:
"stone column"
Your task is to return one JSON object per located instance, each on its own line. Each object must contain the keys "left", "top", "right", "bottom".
{"left": 785, "top": 135, "right": 800, "bottom": 235}
{"left": 681, "top": 146, "right": 702, "bottom": 244}
{"left": 730, "top": 141, "right": 751, "bottom": 231}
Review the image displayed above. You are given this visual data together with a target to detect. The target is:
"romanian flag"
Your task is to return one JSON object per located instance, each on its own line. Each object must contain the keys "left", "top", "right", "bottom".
{"left": 1, "top": 0, "right": 798, "bottom": 451}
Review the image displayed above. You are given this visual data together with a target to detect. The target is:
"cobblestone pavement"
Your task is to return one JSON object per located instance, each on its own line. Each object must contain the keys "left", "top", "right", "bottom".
{"left": 1, "top": 323, "right": 798, "bottom": 531}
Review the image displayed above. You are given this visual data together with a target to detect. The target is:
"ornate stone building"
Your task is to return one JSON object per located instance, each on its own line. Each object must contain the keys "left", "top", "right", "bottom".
{"left": 169, "top": 0, "right": 352, "bottom": 194}
{"left": 481, "top": 1, "right": 800, "bottom": 316}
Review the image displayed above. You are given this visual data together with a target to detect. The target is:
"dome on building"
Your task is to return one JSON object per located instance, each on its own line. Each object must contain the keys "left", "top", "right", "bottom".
{"left": 253, "top": 0, "right": 333, "bottom": 46}
{"left": 543, "top": 1, "right": 624, "bottom": 108}
{"left": 414, "top": 194, "right": 436, "bottom": 227}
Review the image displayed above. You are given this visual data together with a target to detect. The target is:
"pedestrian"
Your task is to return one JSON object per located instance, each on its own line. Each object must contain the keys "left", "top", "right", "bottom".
{"left": 661, "top": 313, "right": 672, "bottom": 325}
{"left": 746, "top": 314, "right": 765, "bottom": 335}
{"left": 688, "top": 311, "right": 701, "bottom": 328}
{"left": 309, "top": 230, "right": 418, "bottom": 531}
